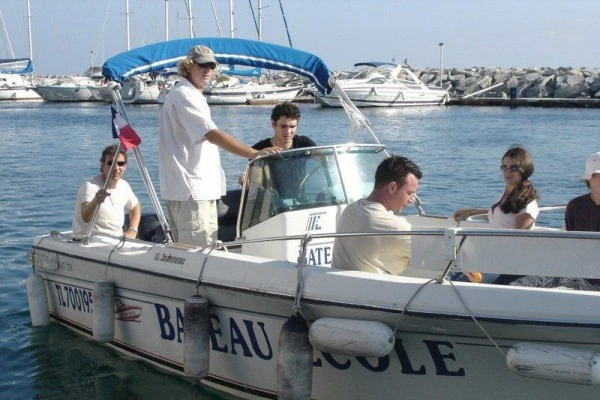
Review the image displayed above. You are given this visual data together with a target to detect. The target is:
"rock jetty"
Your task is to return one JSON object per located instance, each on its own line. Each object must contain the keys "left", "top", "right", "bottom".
{"left": 414, "top": 67, "right": 600, "bottom": 99}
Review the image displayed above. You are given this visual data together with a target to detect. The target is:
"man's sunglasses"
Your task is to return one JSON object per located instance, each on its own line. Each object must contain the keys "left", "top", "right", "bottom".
{"left": 195, "top": 62, "right": 217, "bottom": 70}
{"left": 106, "top": 160, "right": 127, "bottom": 167}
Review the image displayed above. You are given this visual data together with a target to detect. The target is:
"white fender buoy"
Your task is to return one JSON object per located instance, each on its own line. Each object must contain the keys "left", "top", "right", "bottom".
{"left": 27, "top": 274, "right": 50, "bottom": 327}
{"left": 309, "top": 318, "right": 394, "bottom": 357}
{"left": 277, "top": 314, "right": 313, "bottom": 400}
{"left": 93, "top": 281, "right": 115, "bottom": 343}
{"left": 184, "top": 295, "right": 210, "bottom": 379}
{"left": 507, "top": 343, "right": 600, "bottom": 385}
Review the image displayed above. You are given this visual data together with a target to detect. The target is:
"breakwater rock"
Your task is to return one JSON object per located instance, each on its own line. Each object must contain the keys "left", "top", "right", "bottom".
{"left": 414, "top": 67, "right": 600, "bottom": 99}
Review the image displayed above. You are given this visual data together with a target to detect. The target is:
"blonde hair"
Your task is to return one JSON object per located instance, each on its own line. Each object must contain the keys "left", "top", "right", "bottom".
{"left": 178, "top": 58, "right": 194, "bottom": 78}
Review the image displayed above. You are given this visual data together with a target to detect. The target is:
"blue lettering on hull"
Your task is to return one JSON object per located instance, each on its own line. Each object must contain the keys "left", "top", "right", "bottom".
{"left": 153, "top": 302, "right": 466, "bottom": 377}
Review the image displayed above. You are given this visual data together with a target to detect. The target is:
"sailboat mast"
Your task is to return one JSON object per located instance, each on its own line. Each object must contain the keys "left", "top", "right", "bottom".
{"left": 186, "top": 0, "right": 194, "bottom": 38}
{"left": 0, "top": 8, "right": 16, "bottom": 58}
{"left": 229, "top": 0, "right": 234, "bottom": 38}
{"left": 258, "top": 0, "right": 262, "bottom": 42}
{"left": 26, "top": 0, "right": 33, "bottom": 60}
{"left": 164, "top": 0, "right": 169, "bottom": 41}
{"left": 209, "top": 0, "right": 223, "bottom": 38}
{"left": 125, "top": 0, "right": 131, "bottom": 50}
{"left": 278, "top": 0, "right": 292, "bottom": 48}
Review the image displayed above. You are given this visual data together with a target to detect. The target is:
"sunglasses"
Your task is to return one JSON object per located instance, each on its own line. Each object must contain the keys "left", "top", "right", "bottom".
{"left": 500, "top": 165, "right": 520, "bottom": 172}
{"left": 195, "top": 61, "right": 217, "bottom": 70}
{"left": 106, "top": 160, "right": 127, "bottom": 167}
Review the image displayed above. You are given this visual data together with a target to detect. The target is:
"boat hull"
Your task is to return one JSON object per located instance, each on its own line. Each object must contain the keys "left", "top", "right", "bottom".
{"left": 0, "top": 87, "right": 42, "bottom": 100}
{"left": 34, "top": 85, "right": 103, "bottom": 102}
{"left": 205, "top": 85, "right": 301, "bottom": 105}
{"left": 30, "top": 234, "right": 600, "bottom": 399}
{"left": 315, "top": 85, "right": 448, "bottom": 107}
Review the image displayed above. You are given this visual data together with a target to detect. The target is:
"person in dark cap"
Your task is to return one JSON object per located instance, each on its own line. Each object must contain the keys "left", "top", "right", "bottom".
{"left": 159, "top": 45, "right": 280, "bottom": 247}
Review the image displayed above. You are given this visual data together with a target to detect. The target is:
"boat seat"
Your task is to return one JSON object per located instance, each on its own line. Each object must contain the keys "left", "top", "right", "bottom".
{"left": 125, "top": 213, "right": 166, "bottom": 243}
{"left": 123, "top": 190, "right": 242, "bottom": 244}
{"left": 217, "top": 189, "right": 242, "bottom": 242}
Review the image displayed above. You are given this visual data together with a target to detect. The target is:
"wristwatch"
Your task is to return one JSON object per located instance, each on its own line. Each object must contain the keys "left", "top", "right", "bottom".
{"left": 130, "top": 226, "right": 138, "bottom": 233}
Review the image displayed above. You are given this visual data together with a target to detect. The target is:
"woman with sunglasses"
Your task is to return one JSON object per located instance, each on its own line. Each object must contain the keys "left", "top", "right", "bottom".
{"left": 452, "top": 146, "right": 539, "bottom": 283}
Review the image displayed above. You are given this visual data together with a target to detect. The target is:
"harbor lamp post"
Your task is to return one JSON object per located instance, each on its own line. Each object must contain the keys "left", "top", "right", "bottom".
{"left": 438, "top": 42, "right": 444, "bottom": 87}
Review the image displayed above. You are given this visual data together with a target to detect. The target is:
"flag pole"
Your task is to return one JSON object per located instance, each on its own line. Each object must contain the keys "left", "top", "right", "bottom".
{"left": 108, "top": 83, "right": 174, "bottom": 244}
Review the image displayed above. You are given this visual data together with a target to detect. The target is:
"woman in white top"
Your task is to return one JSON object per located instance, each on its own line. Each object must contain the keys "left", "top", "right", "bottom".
{"left": 453, "top": 146, "right": 540, "bottom": 283}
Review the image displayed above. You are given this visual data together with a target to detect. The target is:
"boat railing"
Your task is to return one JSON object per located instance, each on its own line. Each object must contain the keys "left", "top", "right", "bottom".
{"left": 207, "top": 226, "right": 600, "bottom": 282}
{"left": 463, "top": 204, "right": 567, "bottom": 227}
{"left": 43, "top": 222, "right": 600, "bottom": 287}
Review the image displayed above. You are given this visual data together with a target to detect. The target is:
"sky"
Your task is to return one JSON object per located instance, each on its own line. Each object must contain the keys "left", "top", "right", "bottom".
{"left": 1, "top": 0, "right": 599, "bottom": 76}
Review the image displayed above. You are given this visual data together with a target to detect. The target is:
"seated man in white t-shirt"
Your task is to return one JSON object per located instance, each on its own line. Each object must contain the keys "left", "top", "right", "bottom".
{"left": 72, "top": 144, "right": 141, "bottom": 239}
{"left": 331, "top": 155, "right": 422, "bottom": 275}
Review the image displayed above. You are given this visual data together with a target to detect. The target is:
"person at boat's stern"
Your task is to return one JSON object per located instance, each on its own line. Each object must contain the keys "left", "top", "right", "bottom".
{"left": 72, "top": 143, "right": 141, "bottom": 239}
{"left": 508, "top": 151, "right": 600, "bottom": 291}
{"left": 331, "top": 155, "right": 421, "bottom": 275}
{"left": 158, "top": 45, "right": 279, "bottom": 247}
{"left": 565, "top": 151, "right": 600, "bottom": 232}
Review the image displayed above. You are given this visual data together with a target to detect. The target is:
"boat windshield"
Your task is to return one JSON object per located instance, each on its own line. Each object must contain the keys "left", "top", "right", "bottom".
{"left": 240, "top": 145, "right": 384, "bottom": 231}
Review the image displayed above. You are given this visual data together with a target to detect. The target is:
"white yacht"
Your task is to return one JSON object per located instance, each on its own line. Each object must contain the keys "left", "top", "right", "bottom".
{"left": 314, "top": 62, "right": 448, "bottom": 107}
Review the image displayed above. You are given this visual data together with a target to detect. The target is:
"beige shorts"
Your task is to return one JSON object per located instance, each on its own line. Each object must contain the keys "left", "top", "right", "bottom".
{"left": 166, "top": 199, "right": 218, "bottom": 247}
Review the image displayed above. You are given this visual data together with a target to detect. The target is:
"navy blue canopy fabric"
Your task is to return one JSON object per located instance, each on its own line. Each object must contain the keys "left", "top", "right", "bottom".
{"left": 0, "top": 58, "right": 33, "bottom": 74}
{"left": 102, "top": 37, "right": 332, "bottom": 94}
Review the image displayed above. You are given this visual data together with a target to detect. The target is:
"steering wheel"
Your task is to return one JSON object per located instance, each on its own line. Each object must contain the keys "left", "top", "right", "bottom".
{"left": 297, "top": 165, "right": 324, "bottom": 199}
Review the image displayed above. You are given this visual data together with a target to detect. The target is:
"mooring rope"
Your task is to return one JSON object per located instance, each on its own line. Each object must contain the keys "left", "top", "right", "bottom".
{"left": 292, "top": 234, "right": 311, "bottom": 317}
{"left": 104, "top": 236, "right": 126, "bottom": 280}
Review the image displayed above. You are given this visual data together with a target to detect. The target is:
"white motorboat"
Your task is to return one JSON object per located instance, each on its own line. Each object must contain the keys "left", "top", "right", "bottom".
{"left": 94, "top": 75, "right": 166, "bottom": 104}
{"left": 27, "top": 38, "right": 600, "bottom": 400}
{"left": 0, "top": 58, "right": 41, "bottom": 101}
{"left": 34, "top": 66, "right": 105, "bottom": 102}
{"left": 204, "top": 75, "right": 302, "bottom": 105}
{"left": 119, "top": 76, "right": 163, "bottom": 104}
{"left": 314, "top": 62, "right": 449, "bottom": 107}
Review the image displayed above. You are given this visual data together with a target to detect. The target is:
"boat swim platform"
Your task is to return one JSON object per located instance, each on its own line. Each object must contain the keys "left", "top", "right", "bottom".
{"left": 447, "top": 97, "right": 600, "bottom": 108}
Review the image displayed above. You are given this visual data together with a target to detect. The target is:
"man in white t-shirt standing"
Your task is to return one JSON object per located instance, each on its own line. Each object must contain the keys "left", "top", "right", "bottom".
{"left": 331, "top": 155, "right": 422, "bottom": 275}
{"left": 72, "top": 144, "right": 141, "bottom": 239}
{"left": 159, "top": 45, "right": 279, "bottom": 247}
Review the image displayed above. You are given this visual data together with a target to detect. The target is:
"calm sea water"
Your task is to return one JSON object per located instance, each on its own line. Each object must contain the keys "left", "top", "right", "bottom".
{"left": 1, "top": 101, "right": 597, "bottom": 399}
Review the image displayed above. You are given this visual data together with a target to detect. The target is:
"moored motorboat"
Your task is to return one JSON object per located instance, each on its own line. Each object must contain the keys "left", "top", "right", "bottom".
{"left": 314, "top": 61, "right": 449, "bottom": 107}
{"left": 203, "top": 75, "right": 302, "bottom": 105}
{"left": 34, "top": 66, "right": 105, "bottom": 102}
{"left": 27, "top": 38, "right": 600, "bottom": 400}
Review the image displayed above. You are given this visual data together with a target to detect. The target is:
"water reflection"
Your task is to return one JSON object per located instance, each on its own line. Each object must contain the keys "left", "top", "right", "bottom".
{"left": 28, "top": 325, "right": 229, "bottom": 400}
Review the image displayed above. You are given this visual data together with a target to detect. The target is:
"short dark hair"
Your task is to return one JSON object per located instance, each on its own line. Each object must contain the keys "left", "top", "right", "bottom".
{"left": 271, "top": 102, "right": 300, "bottom": 122}
{"left": 99, "top": 144, "right": 127, "bottom": 171}
{"left": 374, "top": 155, "right": 422, "bottom": 189}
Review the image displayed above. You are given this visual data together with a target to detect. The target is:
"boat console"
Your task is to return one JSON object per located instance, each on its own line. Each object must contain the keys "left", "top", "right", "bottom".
{"left": 238, "top": 144, "right": 385, "bottom": 265}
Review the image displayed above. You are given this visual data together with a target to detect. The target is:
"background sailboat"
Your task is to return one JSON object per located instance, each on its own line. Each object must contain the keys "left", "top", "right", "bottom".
{"left": 0, "top": 2, "right": 41, "bottom": 101}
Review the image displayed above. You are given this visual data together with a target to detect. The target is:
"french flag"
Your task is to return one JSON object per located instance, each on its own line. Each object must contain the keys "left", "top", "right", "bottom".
{"left": 111, "top": 106, "right": 141, "bottom": 151}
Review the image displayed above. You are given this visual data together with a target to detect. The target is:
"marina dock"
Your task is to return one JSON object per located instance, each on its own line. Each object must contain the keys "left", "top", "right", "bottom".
{"left": 448, "top": 97, "right": 600, "bottom": 108}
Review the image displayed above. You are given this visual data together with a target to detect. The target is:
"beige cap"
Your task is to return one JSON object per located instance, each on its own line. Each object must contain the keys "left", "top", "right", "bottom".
{"left": 581, "top": 152, "right": 600, "bottom": 180}
{"left": 187, "top": 45, "right": 218, "bottom": 65}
